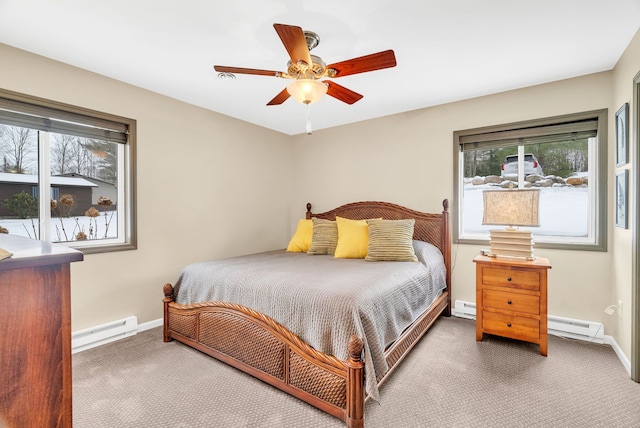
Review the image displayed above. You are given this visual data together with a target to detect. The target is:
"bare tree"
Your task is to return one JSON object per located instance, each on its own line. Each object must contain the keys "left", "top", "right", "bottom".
{"left": 0, "top": 125, "right": 36, "bottom": 173}
{"left": 69, "top": 137, "right": 90, "bottom": 175}
{"left": 1, "top": 126, "right": 119, "bottom": 183}
{"left": 51, "top": 134, "right": 75, "bottom": 175}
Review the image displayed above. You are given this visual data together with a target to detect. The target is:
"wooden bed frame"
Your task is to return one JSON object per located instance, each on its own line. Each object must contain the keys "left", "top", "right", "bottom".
{"left": 163, "top": 200, "right": 451, "bottom": 428}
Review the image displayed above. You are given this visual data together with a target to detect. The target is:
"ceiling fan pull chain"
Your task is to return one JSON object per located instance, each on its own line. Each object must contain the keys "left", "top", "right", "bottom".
{"left": 306, "top": 102, "right": 313, "bottom": 135}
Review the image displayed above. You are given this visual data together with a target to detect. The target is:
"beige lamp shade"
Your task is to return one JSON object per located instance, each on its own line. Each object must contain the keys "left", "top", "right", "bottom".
{"left": 286, "top": 79, "right": 328, "bottom": 104}
{"left": 482, "top": 188, "right": 540, "bottom": 228}
{"left": 482, "top": 188, "right": 540, "bottom": 260}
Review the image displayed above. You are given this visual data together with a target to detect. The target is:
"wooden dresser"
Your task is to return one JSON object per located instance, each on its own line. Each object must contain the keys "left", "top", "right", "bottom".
{"left": 473, "top": 254, "right": 551, "bottom": 356}
{"left": 0, "top": 234, "right": 83, "bottom": 428}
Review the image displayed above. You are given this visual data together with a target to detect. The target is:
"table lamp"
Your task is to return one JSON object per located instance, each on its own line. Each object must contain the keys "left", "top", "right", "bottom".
{"left": 482, "top": 188, "right": 540, "bottom": 260}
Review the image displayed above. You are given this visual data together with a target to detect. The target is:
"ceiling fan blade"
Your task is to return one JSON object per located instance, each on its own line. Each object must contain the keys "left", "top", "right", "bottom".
{"left": 273, "top": 23, "right": 312, "bottom": 66}
{"left": 267, "top": 87, "right": 291, "bottom": 106}
{"left": 325, "top": 81, "right": 363, "bottom": 105}
{"left": 214, "top": 65, "right": 280, "bottom": 77}
{"left": 327, "top": 50, "right": 397, "bottom": 78}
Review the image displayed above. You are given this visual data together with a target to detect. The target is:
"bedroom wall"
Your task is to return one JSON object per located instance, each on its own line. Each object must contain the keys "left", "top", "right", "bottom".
{"left": 0, "top": 43, "right": 293, "bottom": 331}
{"left": 610, "top": 27, "right": 640, "bottom": 362}
{"left": 290, "top": 72, "right": 617, "bottom": 348}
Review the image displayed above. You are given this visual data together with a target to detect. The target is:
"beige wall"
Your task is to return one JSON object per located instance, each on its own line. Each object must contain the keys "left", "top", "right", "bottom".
{"left": 0, "top": 43, "right": 293, "bottom": 330}
{"left": 610, "top": 28, "right": 640, "bottom": 360}
{"left": 2, "top": 26, "right": 639, "bottom": 364}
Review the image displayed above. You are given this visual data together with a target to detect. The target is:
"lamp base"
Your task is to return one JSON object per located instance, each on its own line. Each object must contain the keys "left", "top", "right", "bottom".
{"left": 488, "top": 229, "right": 535, "bottom": 260}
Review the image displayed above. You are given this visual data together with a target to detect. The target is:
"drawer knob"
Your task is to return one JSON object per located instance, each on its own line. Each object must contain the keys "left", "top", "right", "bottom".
{"left": 506, "top": 322, "right": 512, "bottom": 327}
{"left": 507, "top": 300, "right": 512, "bottom": 305}
{"left": 507, "top": 277, "right": 512, "bottom": 282}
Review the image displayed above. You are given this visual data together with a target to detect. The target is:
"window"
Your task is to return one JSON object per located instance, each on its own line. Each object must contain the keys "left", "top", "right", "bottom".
{"left": 0, "top": 89, "right": 136, "bottom": 253}
{"left": 453, "top": 109, "right": 607, "bottom": 251}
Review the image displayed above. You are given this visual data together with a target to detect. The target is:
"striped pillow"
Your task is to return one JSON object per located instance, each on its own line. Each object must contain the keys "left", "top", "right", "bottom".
{"left": 365, "top": 219, "right": 418, "bottom": 262}
{"left": 307, "top": 218, "right": 338, "bottom": 255}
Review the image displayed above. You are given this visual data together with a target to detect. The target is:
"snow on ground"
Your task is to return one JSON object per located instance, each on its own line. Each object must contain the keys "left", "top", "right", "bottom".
{"left": 0, "top": 213, "right": 117, "bottom": 242}
{"left": 463, "top": 183, "right": 588, "bottom": 237}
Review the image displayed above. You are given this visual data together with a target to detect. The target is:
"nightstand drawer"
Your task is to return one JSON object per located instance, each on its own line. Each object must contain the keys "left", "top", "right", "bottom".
{"left": 483, "top": 311, "right": 540, "bottom": 340}
{"left": 482, "top": 267, "right": 540, "bottom": 290}
{"left": 483, "top": 289, "right": 540, "bottom": 315}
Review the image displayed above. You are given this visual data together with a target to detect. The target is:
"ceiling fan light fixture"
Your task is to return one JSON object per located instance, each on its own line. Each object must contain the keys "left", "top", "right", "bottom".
{"left": 286, "top": 79, "right": 327, "bottom": 104}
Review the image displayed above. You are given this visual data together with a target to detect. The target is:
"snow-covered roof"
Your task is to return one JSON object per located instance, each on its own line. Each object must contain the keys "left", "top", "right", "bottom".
{"left": 0, "top": 172, "right": 97, "bottom": 187}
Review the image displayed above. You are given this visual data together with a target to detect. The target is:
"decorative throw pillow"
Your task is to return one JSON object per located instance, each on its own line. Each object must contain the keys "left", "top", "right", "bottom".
{"left": 286, "top": 219, "right": 313, "bottom": 252}
{"left": 365, "top": 219, "right": 418, "bottom": 262}
{"left": 307, "top": 218, "right": 338, "bottom": 255}
{"left": 334, "top": 216, "right": 370, "bottom": 259}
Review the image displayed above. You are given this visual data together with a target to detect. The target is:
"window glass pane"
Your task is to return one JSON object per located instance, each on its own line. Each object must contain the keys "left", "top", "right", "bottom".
{"left": 0, "top": 89, "right": 135, "bottom": 253}
{"left": 49, "top": 133, "right": 119, "bottom": 243}
{"left": 0, "top": 124, "right": 39, "bottom": 239}
{"left": 461, "top": 138, "right": 591, "bottom": 240}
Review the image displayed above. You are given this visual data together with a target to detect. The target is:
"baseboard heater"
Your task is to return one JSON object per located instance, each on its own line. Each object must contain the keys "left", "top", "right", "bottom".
{"left": 452, "top": 300, "right": 604, "bottom": 344}
{"left": 452, "top": 300, "right": 477, "bottom": 319}
{"left": 72, "top": 316, "right": 138, "bottom": 354}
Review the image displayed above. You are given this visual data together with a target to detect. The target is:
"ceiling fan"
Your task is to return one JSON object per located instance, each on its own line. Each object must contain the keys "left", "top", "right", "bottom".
{"left": 214, "top": 23, "right": 397, "bottom": 107}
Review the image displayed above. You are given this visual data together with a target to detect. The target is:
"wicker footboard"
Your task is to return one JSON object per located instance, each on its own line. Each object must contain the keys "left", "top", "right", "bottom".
{"left": 163, "top": 284, "right": 449, "bottom": 427}
{"left": 163, "top": 284, "right": 366, "bottom": 427}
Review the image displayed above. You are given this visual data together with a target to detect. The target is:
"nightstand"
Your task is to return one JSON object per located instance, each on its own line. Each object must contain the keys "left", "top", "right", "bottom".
{"left": 473, "top": 254, "right": 552, "bottom": 356}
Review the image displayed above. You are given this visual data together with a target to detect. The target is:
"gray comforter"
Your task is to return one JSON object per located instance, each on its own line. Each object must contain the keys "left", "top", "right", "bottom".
{"left": 173, "top": 240, "right": 446, "bottom": 400}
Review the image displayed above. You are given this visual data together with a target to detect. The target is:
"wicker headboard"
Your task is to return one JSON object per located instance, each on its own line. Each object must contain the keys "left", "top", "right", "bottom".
{"left": 306, "top": 200, "right": 451, "bottom": 290}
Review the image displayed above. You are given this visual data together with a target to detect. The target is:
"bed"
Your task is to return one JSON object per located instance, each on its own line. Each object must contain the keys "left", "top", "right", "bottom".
{"left": 162, "top": 200, "right": 451, "bottom": 428}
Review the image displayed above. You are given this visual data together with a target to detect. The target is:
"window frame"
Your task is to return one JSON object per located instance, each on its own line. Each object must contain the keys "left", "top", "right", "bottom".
{"left": 0, "top": 88, "right": 137, "bottom": 254}
{"left": 453, "top": 109, "right": 608, "bottom": 252}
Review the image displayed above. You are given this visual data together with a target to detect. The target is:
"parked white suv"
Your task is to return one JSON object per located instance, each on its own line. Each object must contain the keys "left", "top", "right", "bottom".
{"left": 500, "top": 154, "right": 544, "bottom": 177}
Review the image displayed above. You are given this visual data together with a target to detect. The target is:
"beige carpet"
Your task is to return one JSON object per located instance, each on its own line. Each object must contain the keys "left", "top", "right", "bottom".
{"left": 72, "top": 316, "right": 640, "bottom": 427}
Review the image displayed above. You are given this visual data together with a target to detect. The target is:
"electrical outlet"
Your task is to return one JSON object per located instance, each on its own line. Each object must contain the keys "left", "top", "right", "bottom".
{"left": 618, "top": 300, "right": 623, "bottom": 317}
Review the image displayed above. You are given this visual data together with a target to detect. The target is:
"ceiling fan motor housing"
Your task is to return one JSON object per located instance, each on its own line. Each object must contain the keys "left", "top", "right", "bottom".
{"left": 287, "top": 54, "right": 327, "bottom": 79}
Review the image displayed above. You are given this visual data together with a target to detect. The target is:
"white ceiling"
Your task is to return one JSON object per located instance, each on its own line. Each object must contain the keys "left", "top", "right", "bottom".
{"left": 1, "top": 1, "right": 640, "bottom": 136}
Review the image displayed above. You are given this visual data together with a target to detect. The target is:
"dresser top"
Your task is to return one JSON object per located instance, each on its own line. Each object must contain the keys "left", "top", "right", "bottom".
{"left": 473, "top": 254, "right": 551, "bottom": 269}
{"left": 0, "top": 234, "right": 83, "bottom": 271}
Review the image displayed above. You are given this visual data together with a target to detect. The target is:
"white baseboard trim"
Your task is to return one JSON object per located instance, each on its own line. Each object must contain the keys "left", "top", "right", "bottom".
{"left": 138, "top": 317, "right": 163, "bottom": 332}
{"left": 72, "top": 317, "right": 163, "bottom": 354}
{"left": 604, "top": 334, "right": 631, "bottom": 376}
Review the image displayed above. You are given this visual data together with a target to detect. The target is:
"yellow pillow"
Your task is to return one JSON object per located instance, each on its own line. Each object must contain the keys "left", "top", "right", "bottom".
{"left": 286, "top": 219, "right": 313, "bottom": 252}
{"left": 334, "top": 216, "right": 371, "bottom": 259}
